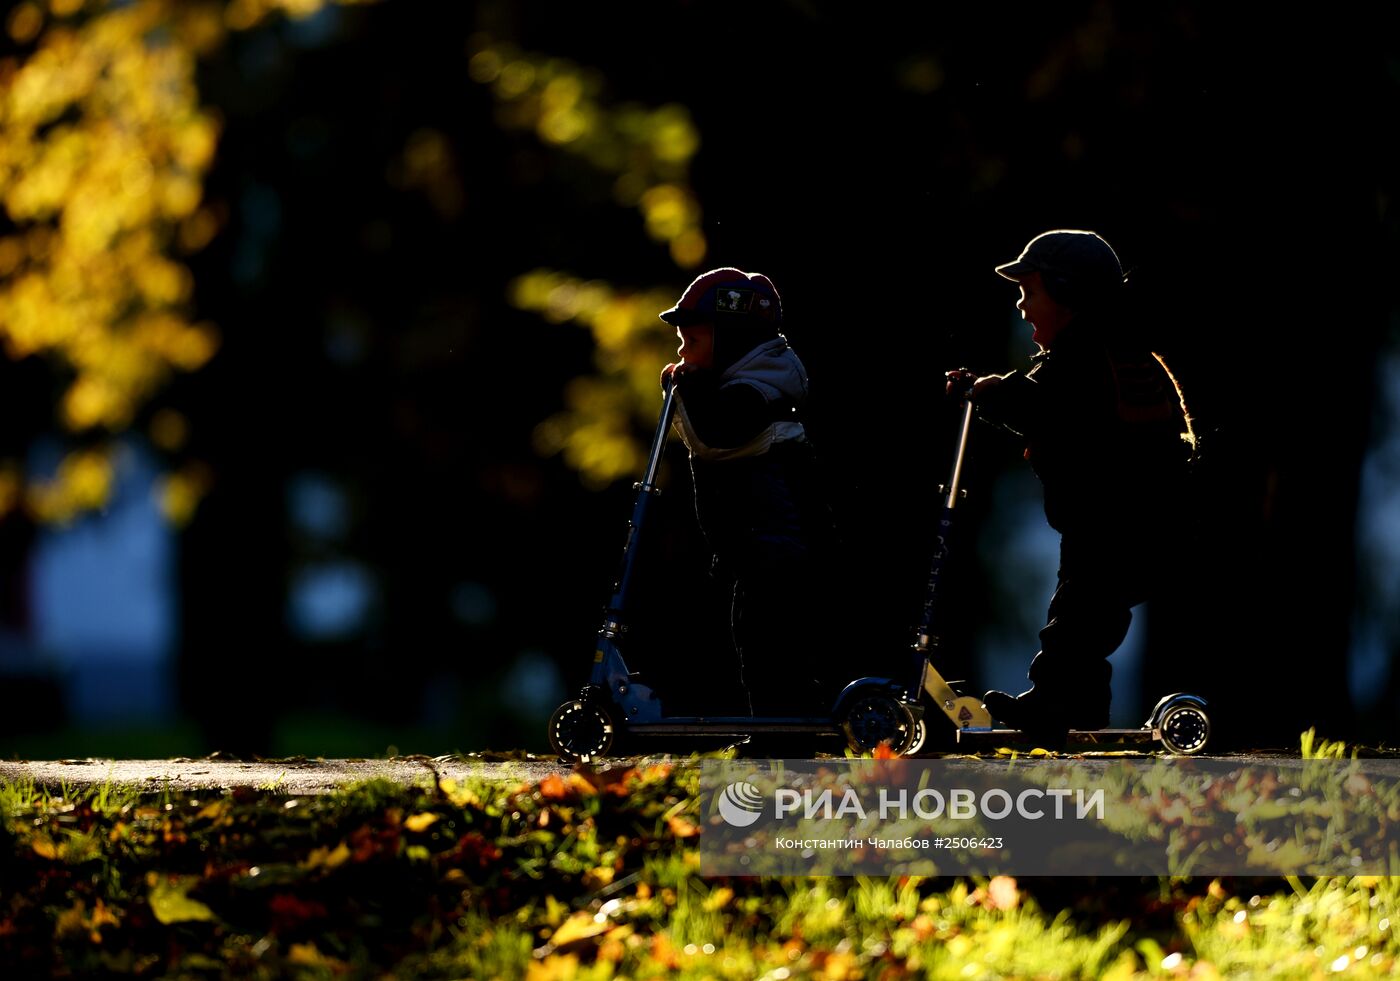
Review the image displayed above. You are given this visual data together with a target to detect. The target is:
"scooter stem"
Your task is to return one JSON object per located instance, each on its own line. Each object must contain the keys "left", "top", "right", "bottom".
{"left": 639, "top": 381, "right": 679, "bottom": 491}
{"left": 943, "top": 397, "right": 975, "bottom": 510}
{"left": 604, "top": 382, "right": 680, "bottom": 626}
{"left": 912, "top": 394, "right": 976, "bottom": 656}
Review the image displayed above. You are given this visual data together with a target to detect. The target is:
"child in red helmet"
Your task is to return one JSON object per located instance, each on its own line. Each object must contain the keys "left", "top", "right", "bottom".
{"left": 947, "top": 231, "right": 1195, "bottom": 744}
{"left": 660, "top": 267, "right": 837, "bottom": 716}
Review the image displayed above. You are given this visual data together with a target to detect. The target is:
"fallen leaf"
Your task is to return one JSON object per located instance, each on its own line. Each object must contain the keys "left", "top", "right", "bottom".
{"left": 53, "top": 902, "right": 88, "bottom": 940}
{"left": 549, "top": 910, "right": 609, "bottom": 950}
{"left": 405, "top": 812, "right": 440, "bottom": 832}
{"left": 651, "top": 932, "right": 681, "bottom": 969}
{"left": 582, "top": 866, "right": 615, "bottom": 890}
{"left": 90, "top": 899, "right": 120, "bottom": 933}
{"left": 302, "top": 841, "right": 351, "bottom": 871}
{"left": 818, "top": 949, "right": 859, "bottom": 980}
{"left": 148, "top": 876, "right": 217, "bottom": 925}
{"left": 703, "top": 887, "right": 733, "bottom": 912}
{"left": 598, "top": 936, "right": 626, "bottom": 963}
{"left": 539, "top": 774, "right": 570, "bottom": 800}
{"left": 269, "top": 893, "right": 328, "bottom": 924}
{"left": 667, "top": 816, "right": 701, "bottom": 838}
{"left": 288, "top": 942, "right": 348, "bottom": 970}
{"left": 528, "top": 953, "right": 580, "bottom": 981}
{"left": 195, "top": 801, "right": 229, "bottom": 822}
{"left": 986, "top": 876, "right": 1019, "bottom": 911}
{"left": 439, "top": 778, "right": 482, "bottom": 809}
{"left": 568, "top": 772, "right": 598, "bottom": 796}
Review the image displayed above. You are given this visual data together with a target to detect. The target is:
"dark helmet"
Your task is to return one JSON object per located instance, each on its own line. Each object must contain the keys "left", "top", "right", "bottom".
{"left": 659, "top": 267, "right": 782, "bottom": 328}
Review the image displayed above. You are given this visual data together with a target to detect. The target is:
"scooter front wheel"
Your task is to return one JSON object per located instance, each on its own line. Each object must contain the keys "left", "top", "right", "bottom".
{"left": 841, "top": 693, "right": 917, "bottom": 756}
{"left": 548, "top": 699, "right": 616, "bottom": 763}
{"left": 899, "top": 717, "right": 927, "bottom": 756}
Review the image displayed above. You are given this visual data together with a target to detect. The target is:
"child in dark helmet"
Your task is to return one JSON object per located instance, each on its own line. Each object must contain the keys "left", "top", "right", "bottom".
{"left": 659, "top": 267, "right": 838, "bottom": 715}
{"left": 946, "top": 230, "right": 1194, "bottom": 742}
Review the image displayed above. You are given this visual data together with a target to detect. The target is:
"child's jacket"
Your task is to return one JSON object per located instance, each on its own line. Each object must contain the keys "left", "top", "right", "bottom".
{"left": 973, "top": 319, "right": 1191, "bottom": 541}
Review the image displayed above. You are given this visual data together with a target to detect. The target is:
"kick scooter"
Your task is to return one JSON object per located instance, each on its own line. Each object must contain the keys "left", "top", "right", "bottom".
{"left": 902, "top": 380, "right": 1211, "bottom": 755}
{"left": 547, "top": 380, "right": 921, "bottom": 762}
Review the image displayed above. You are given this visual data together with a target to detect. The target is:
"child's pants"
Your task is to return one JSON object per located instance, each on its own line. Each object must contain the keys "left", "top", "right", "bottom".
{"left": 1023, "top": 533, "right": 1176, "bottom": 722}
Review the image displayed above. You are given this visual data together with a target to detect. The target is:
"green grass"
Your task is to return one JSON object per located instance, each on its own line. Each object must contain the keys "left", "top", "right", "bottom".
{"left": 2, "top": 741, "right": 1398, "bottom": 977}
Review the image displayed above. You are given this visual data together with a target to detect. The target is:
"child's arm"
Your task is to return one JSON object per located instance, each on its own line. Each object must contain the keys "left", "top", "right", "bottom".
{"left": 947, "top": 368, "right": 1042, "bottom": 438}
{"left": 975, "top": 371, "right": 1042, "bottom": 438}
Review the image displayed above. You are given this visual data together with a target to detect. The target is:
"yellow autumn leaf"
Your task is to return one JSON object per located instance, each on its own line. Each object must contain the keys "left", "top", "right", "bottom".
{"left": 581, "top": 866, "right": 614, "bottom": 890}
{"left": 527, "top": 953, "right": 580, "bottom": 981}
{"left": 549, "top": 910, "right": 609, "bottom": 949}
{"left": 703, "top": 887, "right": 733, "bottom": 912}
{"left": 945, "top": 934, "right": 973, "bottom": 958}
{"left": 819, "top": 949, "right": 860, "bottom": 981}
{"left": 147, "top": 875, "right": 216, "bottom": 925}
{"left": 404, "top": 812, "right": 439, "bottom": 833}
{"left": 440, "top": 778, "right": 481, "bottom": 809}
{"left": 303, "top": 841, "right": 351, "bottom": 870}
{"left": 194, "top": 800, "right": 228, "bottom": 822}
{"left": 89, "top": 899, "right": 120, "bottom": 932}
{"left": 288, "top": 942, "right": 348, "bottom": 970}
{"left": 1100, "top": 950, "right": 1143, "bottom": 981}
{"left": 53, "top": 902, "right": 89, "bottom": 939}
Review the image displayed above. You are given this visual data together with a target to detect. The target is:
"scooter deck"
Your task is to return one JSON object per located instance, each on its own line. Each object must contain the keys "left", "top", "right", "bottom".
{"left": 956, "top": 727, "right": 1163, "bottom": 747}
{"left": 626, "top": 716, "right": 841, "bottom": 737}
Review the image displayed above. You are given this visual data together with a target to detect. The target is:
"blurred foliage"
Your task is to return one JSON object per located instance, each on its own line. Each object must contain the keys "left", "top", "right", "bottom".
{"left": 0, "top": 0, "right": 373, "bottom": 525}
{"left": 0, "top": 8, "right": 707, "bottom": 515}
{"left": 468, "top": 33, "right": 705, "bottom": 270}
{"left": 514, "top": 270, "right": 677, "bottom": 488}
{"left": 471, "top": 34, "right": 705, "bottom": 486}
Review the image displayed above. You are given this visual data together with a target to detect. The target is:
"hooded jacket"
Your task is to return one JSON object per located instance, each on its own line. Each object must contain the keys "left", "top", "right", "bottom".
{"left": 669, "top": 334, "right": 830, "bottom": 572}
{"left": 672, "top": 335, "right": 809, "bottom": 461}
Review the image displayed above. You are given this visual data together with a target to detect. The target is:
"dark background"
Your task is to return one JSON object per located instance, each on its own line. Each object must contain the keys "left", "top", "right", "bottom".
{"left": 2, "top": 0, "right": 1396, "bottom": 756}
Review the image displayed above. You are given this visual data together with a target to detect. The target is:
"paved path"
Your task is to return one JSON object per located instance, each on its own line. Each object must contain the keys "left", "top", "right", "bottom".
{"left": 0, "top": 753, "right": 1351, "bottom": 795}
{"left": 0, "top": 756, "right": 577, "bottom": 795}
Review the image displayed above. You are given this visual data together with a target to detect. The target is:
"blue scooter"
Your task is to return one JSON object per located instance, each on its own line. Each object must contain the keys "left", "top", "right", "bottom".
{"left": 547, "top": 380, "right": 920, "bottom": 762}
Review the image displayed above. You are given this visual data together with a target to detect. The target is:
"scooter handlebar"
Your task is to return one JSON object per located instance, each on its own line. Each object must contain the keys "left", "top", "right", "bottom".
{"left": 944, "top": 369, "right": 977, "bottom": 400}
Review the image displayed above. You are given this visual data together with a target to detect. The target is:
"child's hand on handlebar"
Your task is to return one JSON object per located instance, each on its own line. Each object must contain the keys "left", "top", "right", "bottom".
{"left": 660, "top": 362, "right": 699, "bottom": 387}
{"left": 945, "top": 369, "right": 1003, "bottom": 399}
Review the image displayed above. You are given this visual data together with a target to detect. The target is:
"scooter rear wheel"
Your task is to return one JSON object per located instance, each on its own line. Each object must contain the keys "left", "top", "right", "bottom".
{"left": 1157, "top": 701, "right": 1210, "bottom": 755}
{"left": 548, "top": 699, "right": 615, "bottom": 763}
{"left": 841, "top": 693, "right": 917, "bottom": 756}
